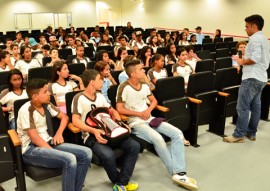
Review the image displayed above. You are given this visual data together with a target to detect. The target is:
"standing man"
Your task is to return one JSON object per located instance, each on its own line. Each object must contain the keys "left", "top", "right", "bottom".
{"left": 224, "top": 14, "right": 270, "bottom": 143}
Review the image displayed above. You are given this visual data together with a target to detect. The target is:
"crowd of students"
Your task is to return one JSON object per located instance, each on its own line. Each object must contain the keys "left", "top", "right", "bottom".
{"left": 0, "top": 23, "right": 247, "bottom": 191}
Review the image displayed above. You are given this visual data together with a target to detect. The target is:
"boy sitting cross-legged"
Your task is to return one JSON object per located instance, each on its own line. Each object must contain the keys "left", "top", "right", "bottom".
{"left": 72, "top": 69, "right": 140, "bottom": 191}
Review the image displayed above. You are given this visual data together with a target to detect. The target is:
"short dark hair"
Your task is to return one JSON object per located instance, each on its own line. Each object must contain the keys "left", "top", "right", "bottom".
{"left": 184, "top": 45, "right": 194, "bottom": 53}
{"left": 176, "top": 47, "right": 187, "bottom": 56}
{"left": 81, "top": 69, "right": 100, "bottom": 88}
{"left": 42, "top": 44, "right": 50, "bottom": 51}
{"left": 150, "top": 54, "right": 164, "bottom": 67}
{"left": 96, "top": 50, "right": 108, "bottom": 62}
{"left": 245, "top": 14, "right": 264, "bottom": 30}
{"left": 94, "top": 61, "right": 109, "bottom": 72}
{"left": 26, "top": 78, "right": 48, "bottom": 99}
{"left": 125, "top": 59, "right": 141, "bottom": 77}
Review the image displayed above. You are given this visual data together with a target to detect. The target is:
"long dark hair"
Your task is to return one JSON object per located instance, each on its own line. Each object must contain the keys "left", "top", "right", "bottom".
{"left": 50, "top": 60, "right": 67, "bottom": 83}
{"left": 7, "top": 69, "right": 24, "bottom": 91}
{"left": 138, "top": 46, "right": 152, "bottom": 65}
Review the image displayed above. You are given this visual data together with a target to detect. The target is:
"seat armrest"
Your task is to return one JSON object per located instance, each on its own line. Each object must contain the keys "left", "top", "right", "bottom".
{"left": 8, "top": 129, "right": 22, "bottom": 146}
{"left": 156, "top": 105, "right": 169, "bottom": 112}
{"left": 218, "top": 92, "right": 230, "bottom": 97}
{"left": 267, "top": 82, "right": 270, "bottom": 86}
{"left": 67, "top": 123, "right": 81, "bottom": 133}
{"left": 188, "top": 97, "right": 202, "bottom": 104}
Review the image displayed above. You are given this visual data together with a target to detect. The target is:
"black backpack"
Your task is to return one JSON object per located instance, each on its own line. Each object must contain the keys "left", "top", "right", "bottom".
{"left": 85, "top": 105, "right": 130, "bottom": 145}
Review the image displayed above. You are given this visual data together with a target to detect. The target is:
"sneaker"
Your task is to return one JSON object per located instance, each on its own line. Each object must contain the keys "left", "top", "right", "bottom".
{"left": 246, "top": 135, "right": 256, "bottom": 141}
{"left": 223, "top": 135, "right": 245, "bottom": 143}
{"left": 125, "top": 181, "right": 139, "bottom": 191}
{"left": 113, "top": 184, "right": 127, "bottom": 191}
{"left": 172, "top": 174, "right": 198, "bottom": 191}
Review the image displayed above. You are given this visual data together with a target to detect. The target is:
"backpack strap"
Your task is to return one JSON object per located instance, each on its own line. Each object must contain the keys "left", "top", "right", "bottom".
{"left": 43, "top": 104, "right": 54, "bottom": 137}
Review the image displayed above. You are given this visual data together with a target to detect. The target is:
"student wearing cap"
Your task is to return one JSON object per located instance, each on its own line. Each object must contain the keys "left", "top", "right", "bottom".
{"left": 28, "top": 38, "right": 40, "bottom": 52}
{"left": 131, "top": 31, "right": 146, "bottom": 51}
{"left": 195, "top": 26, "right": 205, "bottom": 44}
{"left": 146, "top": 29, "right": 157, "bottom": 44}
{"left": 49, "top": 36, "right": 60, "bottom": 49}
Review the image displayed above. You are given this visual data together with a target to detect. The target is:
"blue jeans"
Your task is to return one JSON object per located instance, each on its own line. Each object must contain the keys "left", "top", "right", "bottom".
{"left": 85, "top": 137, "right": 140, "bottom": 185}
{"left": 233, "top": 78, "right": 266, "bottom": 138}
{"left": 132, "top": 121, "right": 186, "bottom": 176}
{"left": 23, "top": 143, "right": 92, "bottom": 191}
{"left": 9, "top": 118, "right": 15, "bottom": 130}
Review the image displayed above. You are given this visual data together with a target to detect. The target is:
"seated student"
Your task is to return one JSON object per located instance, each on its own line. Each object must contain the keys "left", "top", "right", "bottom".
{"left": 96, "top": 50, "right": 117, "bottom": 70}
{"left": 0, "top": 50, "right": 14, "bottom": 72}
{"left": 184, "top": 45, "right": 201, "bottom": 71}
{"left": 5, "top": 38, "right": 13, "bottom": 55}
{"left": 34, "top": 44, "right": 51, "bottom": 66}
{"left": 178, "top": 32, "right": 189, "bottom": 46}
{"left": 49, "top": 35, "right": 60, "bottom": 49}
{"left": 116, "top": 59, "right": 198, "bottom": 191}
{"left": 15, "top": 46, "right": 41, "bottom": 80}
{"left": 189, "top": 34, "right": 197, "bottom": 45}
{"left": 72, "top": 45, "right": 91, "bottom": 67}
{"left": 98, "top": 33, "right": 113, "bottom": 47}
{"left": 47, "top": 48, "right": 60, "bottom": 66}
{"left": 148, "top": 35, "right": 162, "bottom": 54}
{"left": 17, "top": 78, "right": 92, "bottom": 191}
{"left": 13, "top": 32, "right": 24, "bottom": 48}
{"left": 114, "top": 36, "right": 132, "bottom": 58}
{"left": 115, "top": 47, "right": 128, "bottom": 71}
{"left": 66, "top": 35, "right": 77, "bottom": 55}
{"left": 165, "top": 43, "right": 178, "bottom": 65}
{"left": 48, "top": 61, "right": 84, "bottom": 113}
{"left": 94, "top": 61, "right": 117, "bottom": 103}
{"left": 172, "top": 48, "right": 193, "bottom": 87}
{"left": 0, "top": 69, "right": 28, "bottom": 129}
{"left": 137, "top": 46, "right": 152, "bottom": 68}
{"left": 10, "top": 44, "right": 21, "bottom": 66}
{"left": 232, "top": 41, "right": 247, "bottom": 73}
{"left": 72, "top": 69, "right": 140, "bottom": 191}
{"left": 147, "top": 54, "right": 168, "bottom": 87}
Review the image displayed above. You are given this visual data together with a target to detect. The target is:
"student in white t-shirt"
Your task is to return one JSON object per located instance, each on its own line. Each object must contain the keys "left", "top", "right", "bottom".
{"left": 0, "top": 69, "right": 28, "bottom": 129}
{"left": 48, "top": 61, "right": 84, "bottom": 113}
{"left": 115, "top": 47, "right": 128, "bottom": 71}
{"left": 116, "top": 59, "right": 198, "bottom": 191}
{"left": 10, "top": 44, "right": 21, "bottom": 66}
{"left": 16, "top": 78, "right": 91, "bottom": 191}
{"left": 172, "top": 48, "right": 193, "bottom": 86}
{"left": 147, "top": 54, "right": 168, "bottom": 87}
{"left": 15, "top": 46, "right": 41, "bottom": 80}
{"left": 72, "top": 45, "right": 91, "bottom": 68}
{"left": 0, "top": 50, "right": 14, "bottom": 72}
{"left": 184, "top": 45, "right": 201, "bottom": 71}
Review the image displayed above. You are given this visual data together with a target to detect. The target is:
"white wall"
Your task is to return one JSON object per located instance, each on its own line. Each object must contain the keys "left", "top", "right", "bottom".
{"left": 120, "top": 0, "right": 270, "bottom": 38}
{"left": 0, "top": 0, "right": 97, "bottom": 32}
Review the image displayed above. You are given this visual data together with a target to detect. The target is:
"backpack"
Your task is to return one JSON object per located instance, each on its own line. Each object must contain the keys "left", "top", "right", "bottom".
{"left": 85, "top": 104, "right": 130, "bottom": 145}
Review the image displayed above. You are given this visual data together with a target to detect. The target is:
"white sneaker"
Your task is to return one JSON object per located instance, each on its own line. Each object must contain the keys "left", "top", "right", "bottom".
{"left": 172, "top": 174, "right": 198, "bottom": 190}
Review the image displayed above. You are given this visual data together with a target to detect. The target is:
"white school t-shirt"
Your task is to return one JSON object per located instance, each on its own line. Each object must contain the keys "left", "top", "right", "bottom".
{"left": 0, "top": 89, "right": 28, "bottom": 121}
{"left": 15, "top": 59, "right": 41, "bottom": 75}
{"left": 17, "top": 101, "right": 59, "bottom": 154}
{"left": 116, "top": 81, "right": 154, "bottom": 127}
{"left": 48, "top": 81, "right": 78, "bottom": 103}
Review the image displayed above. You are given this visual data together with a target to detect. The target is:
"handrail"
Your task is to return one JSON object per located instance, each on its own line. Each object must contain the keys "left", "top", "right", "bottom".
{"left": 154, "top": 27, "right": 270, "bottom": 40}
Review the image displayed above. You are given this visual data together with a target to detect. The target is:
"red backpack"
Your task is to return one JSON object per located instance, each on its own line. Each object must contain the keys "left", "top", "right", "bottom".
{"left": 85, "top": 105, "right": 130, "bottom": 145}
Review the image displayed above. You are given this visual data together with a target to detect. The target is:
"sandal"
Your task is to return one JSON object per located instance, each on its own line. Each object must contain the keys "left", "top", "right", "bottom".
{"left": 184, "top": 139, "right": 190, "bottom": 146}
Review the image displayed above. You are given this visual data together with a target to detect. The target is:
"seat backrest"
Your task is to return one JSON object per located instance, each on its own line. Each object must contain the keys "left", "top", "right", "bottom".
{"left": 87, "top": 61, "right": 96, "bottom": 69}
{"left": 58, "top": 49, "right": 72, "bottom": 60}
{"left": 111, "top": 70, "right": 122, "bottom": 85}
{"left": 202, "top": 43, "right": 216, "bottom": 52}
{"left": 195, "top": 50, "right": 212, "bottom": 60}
{"left": 164, "top": 64, "right": 173, "bottom": 77}
{"left": 215, "top": 67, "right": 241, "bottom": 90}
{"left": 67, "top": 55, "right": 77, "bottom": 64}
{"left": 224, "top": 37, "right": 234, "bottom": 42}
{"left": 68, "top": 63, "right": 85, "bottom": 76}
{"left": 84, "top": 46, "right": 94, "bottom": 58}
{"left": 228, "top": 41, "right": 238, "bottom": 49}
{"left": 187, "top": 71, "right": 215, "bottom": 97}
{"left": 192, "top": 44, "right": 202, "bottom": 52}
{"left": 0, "top": 71, "right": 10, "bottom": 86}
{"left": 157, "top": 47, "right": 167, "bottom": 56}
{"left": 153, "top": 76, "right": 185, "bottom": 104}
{"left": 108, "top": 84, "right": 119, "bottom": 109}
{"left": 65, "top": 91, "right": 82, "bottom": 119}
{"left": 0, "top": 107, "right": 8, "bottom": 134}
{"left": 215, "top": 42, "right": 228, "bottom": 49}
{"left": 215, "top": 57, "right": 233, "bottom": 70}
{"left": 42, "top": 57, "right": 52, "bottom": 66}
{"left": 96, "top": 46, "right": 114, "bottom": 52}
{"left": 202, "top": 38, "right": 212, "bottom": 44}
{"left": 214, "top": 37, "right": 223, "bottom": 43}
{"left": 216, "top": 48, "right": 230, "bottom": 58}
{"left": 195, "top": 59, "right": 215, "bottom": 73}
{"left": 28, "top": 66, "right": 52, "bottom": 82}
